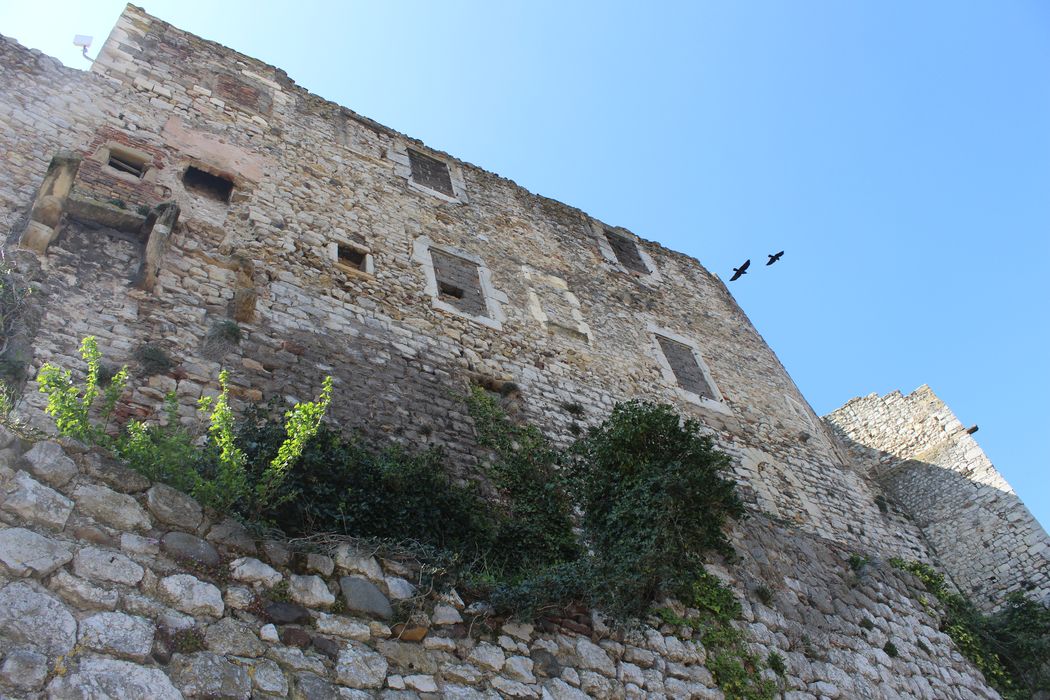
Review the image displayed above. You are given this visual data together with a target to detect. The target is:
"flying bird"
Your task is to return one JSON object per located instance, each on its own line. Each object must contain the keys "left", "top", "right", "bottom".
{"left": 730, "top": 259, "right": 750, "bottom": 281}
{"left": 766, "top": 251, "right": 784, "bottom": 265}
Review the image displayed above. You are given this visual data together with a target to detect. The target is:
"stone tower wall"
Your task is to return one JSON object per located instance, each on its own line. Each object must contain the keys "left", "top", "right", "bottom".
{"left": 825, "top": 386, "right": 1050, "bottom": 610}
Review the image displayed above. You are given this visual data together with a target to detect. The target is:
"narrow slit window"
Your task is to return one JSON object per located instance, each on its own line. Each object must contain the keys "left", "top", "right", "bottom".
{"left": 337, "top": 244, "right": 367, "bottom": 271}
{"left": 604, "top": 229, "right": 649, "bottom": 273}
{"left": 183, "top": 166, "right": 234, "bottom": 202}
{"left": 107, "top": 150, "right": 147, "bottom": 178}
{"left": 657, "top": 335, "right": 716, "bottom": 400}
{"left": 407, "top": 149, "right": 454, "bottom": 196}
{"left": 430, "top": 249, "right": 484, "bottom": 315}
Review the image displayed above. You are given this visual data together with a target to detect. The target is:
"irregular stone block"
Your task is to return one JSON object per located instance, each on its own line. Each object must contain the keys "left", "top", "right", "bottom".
{"left": 335, "top": 642, "right": 388, "bottom": 689}
{"left": 82, "top": 451, "right": 151, "bottom": 493}
{"left": 289, "top": 573, "right": 335, "bottom": 607}
{"left": 250, "top": 657, "right": 288, "bottom": 696}
{"left": 161, "top": 531, "right": 222, "bottom": 567}
{"left": 158, "top": 573, "right": 224, "bottom": 618}
{"left": 73, "top": 483, "right": 152, "bottom": 531}
{"left": 385, "top": 575, "right": 417, "bottom": 600}
{"left": 1, "top": 470, "right": 74, "bottom": 529}
{"left": 306, "top": 552, "right": 334, "bottom": 576}
{"left": 468, "top": 641, "right": 506, "bottom": 672}
{"left": 334, "top": 543, "right": 383, "bottom": 579}
{"left": 263, "top": 600, "right": 311, "bottom": 624}
{"left": 170, "top": 651, "right": 251, "bottom": 699}
{"left": 0, "top": 527, "right": 73, "bottom": 577}
{"left": 378, "top": 639, "right": 439, "bottom": 674}
{"left": 21, "top": 440, "right": 77, "bottom": 487}
{"left": 49, "top": 570, "right": 118, "bottom": 610}
{"left": 146, "top": 482, "right": 203, "bottom": 529}
{"left": 0, "top": 647, "right": 48, "bottom": 690}
{"left": 0, "top": 581, "right": 77, "bottom": 656}
{"left": 47, "top": 655, "right": 182, "bottom": 699}
{"left": 432, "top": 603, "right": 463, "bottom": 625}
{"left": 230, "top": 556, "right": 282, "bottom": 587}
{"left": 73, "top": 546, "right": 144, "bottom": 585}
{"left": 78, "top": 611, "right": 156, "bottom": 661}
{"left": 206, "top": 518, "right": 256, "bottom": 554}
{"left": 204, "top": 616, "right": 265, "bottom": 657}
{"left": 339, "top": 575, "right": 392, "bottom": 619}
{"left": 314, "top": 611, "right": 371, "bottom": 641}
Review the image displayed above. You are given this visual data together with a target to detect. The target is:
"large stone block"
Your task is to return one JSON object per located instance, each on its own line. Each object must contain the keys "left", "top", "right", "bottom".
{"left": 1, "top": 470, "right": 74, "bottom": 529}
{"left": 0, "top": 527, "right": 73, "bottom": 577}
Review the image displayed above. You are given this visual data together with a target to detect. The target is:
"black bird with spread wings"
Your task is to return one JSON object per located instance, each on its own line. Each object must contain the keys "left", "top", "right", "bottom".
{"left": 730, "top": 259, "right": 750, "bottom": 281}
{"left": 766, "top": 251, "right": 784, "bottom": 265}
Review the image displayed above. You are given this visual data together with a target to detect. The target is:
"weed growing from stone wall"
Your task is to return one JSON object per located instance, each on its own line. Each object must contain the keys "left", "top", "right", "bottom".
{"left": 891, "top": 558, "right": 1050, "bottom": 698}
{"left": 36, "top": 337, "right": 332, "bottom": 516}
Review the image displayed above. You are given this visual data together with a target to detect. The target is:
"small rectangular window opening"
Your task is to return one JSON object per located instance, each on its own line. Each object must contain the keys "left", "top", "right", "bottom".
{"left": 183, "top": 166, "right": 234, "bottom": 202}
{"left": 438, "top": 281, "right": 464, "bottom": 300}
{"left": 107, "top": 150, "right": 147, "bottom": 178}
{"left": 337, "top": 245, "right": 367, "bottom": 271}
{"left": 430, "top": 249, "right": 485, "bottom": 315}
{"left": 657, "top": 335, "right": 716, "bottom": 400}
{"left": 605, "top": 229, "right": 649, "bottom": 273}
{"left": 407, "top": 149, "right": 455, "bottom": 197}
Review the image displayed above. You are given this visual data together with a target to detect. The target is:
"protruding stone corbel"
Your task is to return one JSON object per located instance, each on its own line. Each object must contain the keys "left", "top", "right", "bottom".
{"left": 135, "top": 201, "right": 180, "bottom": 291}
{"left": 19, "top": 152, "right": 81, "bottom": 254}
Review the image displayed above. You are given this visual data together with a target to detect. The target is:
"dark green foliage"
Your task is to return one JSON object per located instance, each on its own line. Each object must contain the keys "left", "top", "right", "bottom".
{"left": 133, "top": 343, "right": 174, "bottom": 375}
{"left": 883, "top": 640, "right": 899, "bottom": 658}
{"left": 161, "top": 626, "right": 206, "bottom": 653}
{"left": 238, "top": 402, "right": 494, "bottom": 554}
{"left": 566, "top": 400, "right": 745, "bottom": 619}
{"left": 874, "top": 493, "right": 889, "bottom": 513}
{"left": 859, "top": 617, "right": 875, "bottom": 631}
{"left": 754, "top": 585, "right": 773, "bottom": 606}
{"left": 891, "top": 558, "right": 1050, "bottom": 698}
{"left": 767, "top": 651, "right": 786, "bottom": 677}
{"left": 848, "top": 553, "right": 869, "bottom": 572}
{"left": 466, "top": 387, "right": 580, "bottom": 576}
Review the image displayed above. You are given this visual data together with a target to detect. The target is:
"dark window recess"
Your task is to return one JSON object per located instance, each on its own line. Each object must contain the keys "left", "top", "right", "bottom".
{"left": 431, "top": 250, "right": 485, "bottom": 315}
{"left": 408, "top": 149, "right": 455, "bottom": 196}
{"left": 605, "top": 229, "right": 649, "bottom": 273}
{"left": 657, "top": 336, "right": 716, "bottom": 400}
{"left": 337, "top": 245, "right": 367, "bottom": 271}
{"left": 183, "top": 166, "right": 234, "bottom": 202}
{"left": 107, "top": 151, "right": 147, "bottom": 178}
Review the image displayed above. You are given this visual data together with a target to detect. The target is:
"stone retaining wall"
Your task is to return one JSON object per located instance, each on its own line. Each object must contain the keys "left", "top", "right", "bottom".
{"left": 0, "top": 428, "right": 1002, "bottom": 698}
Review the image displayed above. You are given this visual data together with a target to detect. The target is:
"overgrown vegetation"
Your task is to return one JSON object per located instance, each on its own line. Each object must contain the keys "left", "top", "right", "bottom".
{"left": 37, "top": 337, "right": 332, "bottom": 517}
{"left": 891, "top": 558, "right": 1050, "bottom": 698}
{"left": 35, "top": 338, "right": 773, "bottom": 698}
{"left": 0, "top": 252, "right": 38, "bottom": 396}
{"left": 654, "top": 572, "right": 777, "bottom": 699}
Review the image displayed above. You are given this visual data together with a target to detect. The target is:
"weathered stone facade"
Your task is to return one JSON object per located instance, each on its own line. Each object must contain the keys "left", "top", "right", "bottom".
{"left": 0, "top": 5, "right": 1046, "bottom": 696}
{"left": 2, "top": 4, "right": 934, "bottom": 559}
{"left": 825, "top": 386, "right": 1050, "bottom": 611}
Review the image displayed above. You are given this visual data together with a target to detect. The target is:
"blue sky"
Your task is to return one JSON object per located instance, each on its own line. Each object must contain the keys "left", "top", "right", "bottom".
{"left": 2, "top": 1, "right": 1047, "bottom": 529}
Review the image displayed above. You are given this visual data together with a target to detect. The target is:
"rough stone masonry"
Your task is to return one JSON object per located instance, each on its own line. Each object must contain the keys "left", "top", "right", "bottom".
{"left": 0, "top": 4, "right": 1046, "bottom": 697}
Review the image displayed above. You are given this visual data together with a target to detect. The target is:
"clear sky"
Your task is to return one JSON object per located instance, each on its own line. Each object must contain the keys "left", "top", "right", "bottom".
{"left": 2, "top": 2, "right": 1047, "bottom": 528}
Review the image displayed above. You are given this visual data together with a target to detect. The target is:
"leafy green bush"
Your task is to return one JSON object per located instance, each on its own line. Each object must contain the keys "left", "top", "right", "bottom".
{"left": 891, "top": 558, "right": 1050, "bottom": 698}
{"left": 466, "top": 386, "right": 579, "bottom": 576}
{"left": 566, "top": 400, "right": 745, "bottom": 619}
{"left": 37, "top": 337, "right": 128, "bottom": 444}
{"left": 37, "top": 337, "right": 332, "bottom": 516}
{"left": 237, "top": 405, "right": 495, "bottom": 553}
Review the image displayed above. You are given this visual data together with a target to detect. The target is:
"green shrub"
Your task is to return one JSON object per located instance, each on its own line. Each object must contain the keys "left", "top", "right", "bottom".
{"left": 767, "top": 650, "right": 786, "bottom": 677}
{"left": 891, "top": 558, "right": 1050, "bottom": 698}
{"left": 466, "top": 386, "right": 579, "bottom": 577}
{"left": 37, "top": 336, "right": 128, "bottom": 445}
{"left": 883, "top": 640, "right": 899, "bottom": 658}
{"left": 133, "top": 343, "right": 174, "bottom": 376}
{"left": 566, "top": 400, "right": 745, "bottom": 619}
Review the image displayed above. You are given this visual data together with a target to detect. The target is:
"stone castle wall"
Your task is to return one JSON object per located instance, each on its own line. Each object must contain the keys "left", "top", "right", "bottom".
{"left": 0, "top": 429, "right": 1002, "bottom": 699}
{"left": 824, "top": 386, "right": 1050, "bottom": 611}
{"left": 0, "top": 5, "right": 930, "bottom": 558}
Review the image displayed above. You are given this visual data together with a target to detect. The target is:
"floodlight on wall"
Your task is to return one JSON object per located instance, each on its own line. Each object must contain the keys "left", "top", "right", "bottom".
{"left": 73, "top": 35, "right": 93, "bottom": 60}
